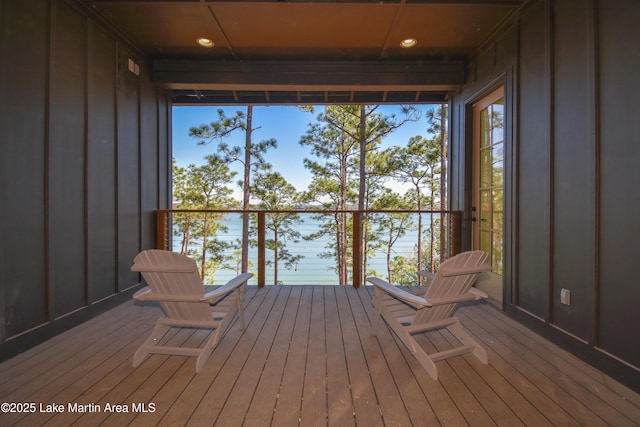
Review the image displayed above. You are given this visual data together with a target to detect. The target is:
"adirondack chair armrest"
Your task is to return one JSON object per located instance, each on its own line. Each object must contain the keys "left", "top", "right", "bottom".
{"left": 417, "top": 270, "right": 435, "bottom": 278}
{"left": 426, "top": 288, "right": 489, "bottom": 306}
{"left": 439, "top": 264, "right": 492, "bottom": 277}
{"left": 133, "top": 288, "right": 203, "bottom": 302}
{"left": 417, "top": 270, "right": 436, "bottom": 285}
{"left": 133, "top": 286, "right": 153, "bottom": 300}
{"left": 367, "top": 277, "right": 432, "bottom": 308}
{"left": 469, "top": 287, "right": 489, "bottom": 299}
{"left": 201, "top": 273, "right": 253, "bottom": 302}
{"left": 131, "top": 264, "right": 196, "bottom": 273}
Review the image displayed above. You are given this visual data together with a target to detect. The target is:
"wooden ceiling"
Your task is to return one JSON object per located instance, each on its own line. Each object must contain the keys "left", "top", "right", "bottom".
{"left": 82, "top": 0, "right": 524, "bottom": 104}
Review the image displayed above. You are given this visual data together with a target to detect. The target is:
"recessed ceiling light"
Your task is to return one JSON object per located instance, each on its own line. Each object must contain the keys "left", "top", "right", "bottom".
{"left": 400, "top": 38, "right": 417, "bottom": 48}
{"left": 197, "top": 38, "right": 214, "bottom": 48}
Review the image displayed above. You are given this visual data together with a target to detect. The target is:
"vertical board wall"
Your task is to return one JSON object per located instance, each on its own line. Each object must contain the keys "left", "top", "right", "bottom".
{"left": 0, "top": 0, "right": 171, "bottom": 358}
{"left": 450, "top": 0, "right": 640, "bottom": 389}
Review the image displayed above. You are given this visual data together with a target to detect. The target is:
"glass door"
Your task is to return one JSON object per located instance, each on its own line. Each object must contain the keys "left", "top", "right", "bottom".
{"left": 473, "top": 87, "right": 504, "bottom": 276}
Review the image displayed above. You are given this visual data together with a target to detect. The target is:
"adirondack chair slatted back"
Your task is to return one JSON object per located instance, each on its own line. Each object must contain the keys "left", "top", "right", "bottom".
{"left": 132, "top": 250, "right": 213, "bottom": 321}
{"left": 416, "top": 251, "right": 490, "bottom": 323}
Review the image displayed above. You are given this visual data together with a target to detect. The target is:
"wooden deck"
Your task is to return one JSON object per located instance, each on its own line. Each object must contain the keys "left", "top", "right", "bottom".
{"left": 1, "top": 285, "right": 639, "bottom": 426}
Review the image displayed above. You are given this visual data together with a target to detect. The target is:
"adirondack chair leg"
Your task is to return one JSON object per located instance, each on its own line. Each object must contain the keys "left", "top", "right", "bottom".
{"left": 236, "top": 294, "right": 245, "bottom": 330}
{"left": 133, "top": 321, "right": 170, "bottom": 367}
{"left": 381, "top": 313, "right": 439, "bottom": 379}
{"left": 195, "top": 347, "right": 214, "bottom": 373}
{"left": 446, "top": 319, "right": 488, "bottom": 364}
{"left": 371, "top": 291, "right": 385, "bottom": 336}
{"left": 193, "top": 314, "right": 237, "bottom": 372}
{"left": 411, "top": 345, "right": 439, "bottom": 381}
{"left": 371, "top": 304, "right": 382, "bottom": 336}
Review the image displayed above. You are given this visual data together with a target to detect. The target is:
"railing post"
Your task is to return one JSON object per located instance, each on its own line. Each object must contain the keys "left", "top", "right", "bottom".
{"left": 156, "top": 210, "right": 169, "bottom": 250}
{"left": 257, "top": 211, "right": 266, "bottom": 287}
{"left": 352, "top": 211, "right": 362, "bottom": 288}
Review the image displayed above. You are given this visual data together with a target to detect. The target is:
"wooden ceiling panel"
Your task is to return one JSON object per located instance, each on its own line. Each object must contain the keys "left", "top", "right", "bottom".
{"left": 386, "top": 4, "right": 517, "bottom": 55}
{"left": 90, "top": 1, "right": 521, "bottom": 61}
{"left": 210, "top": 3, "right": 398, "bottom": 53}
{"left": 84, "top": 0, "right": 524, "bottom": 103}
{"left": 97, "top": 3, "right": 232, "bottom": 57}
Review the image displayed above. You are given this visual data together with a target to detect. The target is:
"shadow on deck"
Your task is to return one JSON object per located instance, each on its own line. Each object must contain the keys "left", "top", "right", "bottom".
{"left": 1, "top": 285, "right": 639, "bottom": 426}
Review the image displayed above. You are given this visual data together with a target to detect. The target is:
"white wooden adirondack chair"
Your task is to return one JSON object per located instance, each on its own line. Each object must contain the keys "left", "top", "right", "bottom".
{"left": 367, "top": 250, "right": 491, "bottom": 380}
{"left": 131, "top": 249, "right": 252, "bottom": 373}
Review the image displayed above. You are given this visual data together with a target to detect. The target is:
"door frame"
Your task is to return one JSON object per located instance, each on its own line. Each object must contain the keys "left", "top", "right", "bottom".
{"left": 470, "top": 85, "right": 505, "bottom": 302}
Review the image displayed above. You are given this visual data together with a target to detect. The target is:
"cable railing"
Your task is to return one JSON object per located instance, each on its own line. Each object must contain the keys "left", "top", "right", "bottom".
{"left": 156, "top": 209, "right": 462, "bottom": 287}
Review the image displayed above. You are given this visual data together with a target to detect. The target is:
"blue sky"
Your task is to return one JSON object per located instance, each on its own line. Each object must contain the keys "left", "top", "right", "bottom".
{"left": 172, "top": 104, "right": 436, "bottom": 195}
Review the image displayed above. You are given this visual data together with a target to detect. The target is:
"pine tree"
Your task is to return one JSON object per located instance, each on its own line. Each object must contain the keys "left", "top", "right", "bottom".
{"left": 189, "top": 106, "right": 276, "bottom": 274}
{"left": 250, "top": 171, "right": 304, "bottom": 285}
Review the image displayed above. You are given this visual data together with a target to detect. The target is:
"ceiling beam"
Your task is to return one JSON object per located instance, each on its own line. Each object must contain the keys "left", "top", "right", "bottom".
{"left": 168, "top": 89, "right": 449, "bottom": 105}
{"left": 153, "top": 59, "right": 464, "bottom": 91}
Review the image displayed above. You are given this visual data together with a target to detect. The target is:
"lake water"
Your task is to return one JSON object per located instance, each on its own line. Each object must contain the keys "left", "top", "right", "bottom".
{"left": 171, "top": 212, "right": 440, "bottom": 286}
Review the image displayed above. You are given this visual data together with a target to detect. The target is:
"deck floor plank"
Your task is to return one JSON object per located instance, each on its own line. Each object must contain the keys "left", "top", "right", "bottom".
{"left": 154, "top": 285, "right": 272, "bottom": 426}
{"left": 0, "top": 303, "right": 155, "bottom": 397}
{"left": 466, "top": 303, "right": 640, "bottom": 422}
{"left": 364, "top": 287, "right": 478, "bottom": 426}
{"left": 12, "top": 307, "right": 162, "bottom": 426}
{"left": 356, "top": 288, "right": 445, "bottom": 426}
{"left": 243, "top": 287, "right": 304, "bottom": 427}
{"left": 345, "top": 285, "right": 413, "bottom": 426}
{"left": 212, "top": 286, "right": 294, "bottom": 427}
{"left": 0, "top": 306, "right": 161, "bottom": 426}
{"left": 457, "top": 351, "right": 554, "bottom": 427}
{"left": 456, "top": 307, "right": 585, "bottom": 426}
{"left": 186, "top": 286, "right": 287, "bottom": 426}
{"left": 74, "top": 328, "right": 203, "bottom": 426}
{"left": 324, "top": 287, "right": 356, "bottom": 427}
{"left": 0, "top": 301, "right": 148, "bottom": 377}
{"left": 1, "top": 285, "right": 639, "bottom": 427}
{"left": 464, "top": 304, "right": 640, "bottom": 426}
{"left": 437, "top": 328, "right": 526, "bottom": 426}
{"left": 299, "top": 286, "right": 329, "bottom": 427}
{"left": 334, "top": 287, "right": 385, "bottom": 426}
{"left": 271, "top": 286, "right": 314, "bottom": 426}
{"left": 419, "top": 326, "right": 507, "bottom": 425}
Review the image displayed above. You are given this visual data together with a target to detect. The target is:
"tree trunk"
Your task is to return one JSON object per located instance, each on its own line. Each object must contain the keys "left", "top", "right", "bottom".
{"left": 200, "top": 212, "right": 209, "bottom": 282}
{"left": 273, "top": 229, "right": 279, "bottom": 285}
{"left": 339, "top": 133, "right": 348, "bottom": 285}
{"left": 430, "top": 184, "right": 435, "bottom": 272}
{"left": 181, "top": 216, "right": 191, "bottom": 255}
{"left": 386, "top": 239, "right": 393, "bottom": 282}
{"left": 439, "top": 104, "right": 448, "bottom": 264}
{"left": 241, "top": 105, "right": 252, "bottom": 273}
{"left": 416, "top": 187, "right": 423, "bottom": 283}
{"left": 339, "top": 212, "right": 347, "bottom": 285}
{"left": 358, "top": 105, "right": 367, "bottom": 212}
{"left": 356, "top": 105, "right": 367, "bottom": 285}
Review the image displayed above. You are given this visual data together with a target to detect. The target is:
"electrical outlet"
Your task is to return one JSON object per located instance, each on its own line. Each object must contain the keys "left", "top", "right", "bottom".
{"left": 560, "top": 288, "right": 571, "bottom": 305}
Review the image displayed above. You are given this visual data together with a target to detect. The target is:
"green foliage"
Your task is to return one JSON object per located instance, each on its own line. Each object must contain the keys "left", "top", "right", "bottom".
{"left": 172, "top": 155, "right": 238, "bottom": 282}
{"left": 188, "top": 109, "right": 247, "bottom": 146}
{"left": 250, "top": 171, "right": 304, "bottom": 284}
{"left": 174, "top": 104, "right": 447, "bottom": 285}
